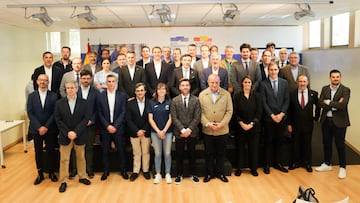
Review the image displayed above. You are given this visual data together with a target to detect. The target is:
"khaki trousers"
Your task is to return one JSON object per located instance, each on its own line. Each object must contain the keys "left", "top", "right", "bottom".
{"left": 59, "top": 140, "right": 87, "bottom": 182}
{"left": 130, "top": 136, "right": 150, "bottom": 173}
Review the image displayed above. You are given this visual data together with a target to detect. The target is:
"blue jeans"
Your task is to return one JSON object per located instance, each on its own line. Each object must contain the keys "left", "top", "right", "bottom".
{"left": 151, "top": 132, "right": 172, "bottom": 174}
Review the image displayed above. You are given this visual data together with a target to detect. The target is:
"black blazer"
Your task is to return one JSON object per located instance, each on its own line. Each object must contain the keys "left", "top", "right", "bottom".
{"left": 55, "top": 97, "right": 89, "bottom": 145}
{"left": 53, "top": 60, "right": 72, "bottom": 75}
{"left": 145, "top": 61, "right": 172, "bottom": 96}
{"left": 125, "top": 98, "right": 150, "bottom": 138}
{"left": 201, "top": 67, "right": 228, "bottom": 90}
{"left": 97, "top": 90, "right": 127, "bottom": 135}
{"left": 169, "top": 67, "right": 200, "bottom": 97}
{"left": 32, "top": 65, "right": 62, "bottom": 97}
{"left": 77, "top": 86, "right": 98, "bottom": 126}
{"left": 27, "top": 90, "right": 58, "bottom": 135}
{"left": 118, "top": 65, "right": 146, "bottom": 99}
{"left": 259, "top": 63, "right": 268, "bottom": 81}
{"left": 288, "top": 89, "right": 320, "bottom": 130}
{"left": 260, "top": 77, "right": 290, "bottom": 122}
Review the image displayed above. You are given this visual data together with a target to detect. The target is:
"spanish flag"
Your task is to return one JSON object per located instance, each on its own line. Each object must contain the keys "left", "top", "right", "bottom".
{"left": 83, "top": 39, "right": 92, "bottom": 65}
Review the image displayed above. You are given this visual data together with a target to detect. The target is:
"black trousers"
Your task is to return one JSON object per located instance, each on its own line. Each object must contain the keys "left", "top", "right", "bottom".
{"left": 263, "top": 120, "right": 286, "bottom": 165}
{"left": 322, "top": 118, "right": 347, "bottom": 168}
{"left": 102, "top": 132, "right": 126, "bottom": 172}
{"left": 291, "top": 126, "right": 313, "bottom": 166}
{"left": 236, "top": 130, "right": 260, "bottom": 170}
{"left": 175, "top": 136, "right": 197, "bottom": 176}
{"left": 203, "top": 134, "right": 227, "bottom": 176}
{"left": 32, "top": 132, "right": 58, "bottom": 172}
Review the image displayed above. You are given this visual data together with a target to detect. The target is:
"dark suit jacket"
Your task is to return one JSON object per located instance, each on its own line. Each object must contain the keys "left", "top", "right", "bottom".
{"left": 125, "top": 98, "right": 150, "bottom": 138}
{"left": 145, "top": 61, "right": 172, "bottom": 96}
{"left": 259, "top": 63, "right": 268, "bottom": 81}
{"left": 118, "top": 65, "right": 146, "bottom": 99}
{"left": 97, "top": 90, "right": 127, "bottom": 135}
{"left": 32, "top": 65, "right": 62, "bottom": 97}
{"left": 27, "top": 90, "right": 58, "bottom": 135}
{"left": 201, "top": 67, "right": 228, "bottom": 90}
{"left": 77, "top": 86, "right": 98, "bottom": 126}
{"left": 169, "top": 67, "right": 200, "bottom": 97}
{"left": 280, "top": 65, "right": 310, "bottom": 93}
{"left": 231, "top": 60, "right": 262, "bottom": 94}
{"left": 170, "top": 95, "right": 201, "bottom": 139}
{"left": 288, "top": 89, "right": 320, "bottom": 131}
{"left": 53, "top": 60, "right": 72, "bottom": 75}
{"left": 55, "top": 97, "right": 89, "bottom": 145}
{"left": 319, "top": 84, "right": 350, "bottom": 128}
{"left": 260, "top": 77, "right": 290, "bottom": 122}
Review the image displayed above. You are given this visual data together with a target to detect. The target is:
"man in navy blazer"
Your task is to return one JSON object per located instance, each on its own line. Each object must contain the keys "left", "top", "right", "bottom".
{"left": 27, "top": 74, "right": 59, "bottom": 185}
{"left": 260, "top": 62, "right": 290, "bottom": 174}
{"left": 77, "top": 69, "right": 99, "bottom": 178}
{"left": 145, "top": 46, "right": 172, "bottom": 97}
{"left": 97, "top": 74, "right": 128, "bottom": 181}
{"left": 201, "top": 52, "right": 228, "bottom": 90}
{"left": 55, "top": 80, "right": 91, "bottom": 193}
{"left": 32, "top": 51, "right": 62, "bottom": 98}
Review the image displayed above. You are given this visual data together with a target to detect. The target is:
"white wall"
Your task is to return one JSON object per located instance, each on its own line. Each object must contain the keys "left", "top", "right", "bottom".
{"left": 80, "top": 26, "right": 303, "bottom": 53}
{"left": 0, "top": 24, "right": 46, "bottom": 147}
{"left": 302, "top": 48, "right": 360, "bottom": 151}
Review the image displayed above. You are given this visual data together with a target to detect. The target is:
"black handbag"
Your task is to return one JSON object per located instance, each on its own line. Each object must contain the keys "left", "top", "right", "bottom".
{"left": 293, "top": 186, "right": 319, "bottom": 203}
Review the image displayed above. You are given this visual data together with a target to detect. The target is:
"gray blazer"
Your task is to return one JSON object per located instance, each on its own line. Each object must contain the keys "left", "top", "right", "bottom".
{"left": 59, "top": 71, "right": 79, "bottom": 98}
{"left": 193, "top": 59, "right": 211, "bottom": 79}
{"left": 231, "top": 60, "right": 262, "bottom": 94}
{"left": 170, "top": 94, "right": 201, "bottom": 139}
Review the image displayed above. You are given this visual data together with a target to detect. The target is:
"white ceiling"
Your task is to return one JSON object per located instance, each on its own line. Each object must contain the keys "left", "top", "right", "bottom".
{"left": 1, "top": 0, "right": 359, "bottom": 32}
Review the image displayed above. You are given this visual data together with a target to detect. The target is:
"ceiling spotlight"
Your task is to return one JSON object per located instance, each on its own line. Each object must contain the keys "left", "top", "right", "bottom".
{"left": 294, "top": 3, "right": 315, "bottom": 20}
{"left": 148, "top": 4, "right": 173, "bottom": 26}
{"left": 71, "top": 6, "right": 97, "bottom": 24}
{"left": 222, "top": 3, "right": 240, "bottom": 22}
{"left": 25, "top": 7, "right": 53, "bottom": 26}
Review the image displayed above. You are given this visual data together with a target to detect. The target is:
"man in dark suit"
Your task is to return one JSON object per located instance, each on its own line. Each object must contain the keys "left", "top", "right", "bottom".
{"left": 287, "top": 75, "right": 320, "bottom": 172}
{"left": 280, "top": 52, "right": 310, "bottom": 93}
{"left": 55, "top": 80, "right": 91, "bottom": 193}
{"left": 169, "top": 54, "right": 200, "bottom": 97}
{"left": 53, "top": 46, "right": 72, "bottom": 75}
{"left": 118, "top": 51, "right": 146, "bottom": 100}
{"left": 59, "top": 57, "right": 83, "bottom": 98}
{"left": 231, "top": 43, "right": 262, "bottom": 94}
{"left": 97, "top": 74, "right": 128, "bottom": 181}
{"left": 32, "top": 51, "right": 62, "bottom": 98}
{"left": 145, "top": 46, "right": 172, "bottom": 97}
{"left": 136, "top": 46, "right": 151, "bottom": 68}
{"left": 201, "top": 52, "right": 228, "bottom": 90}
{"left": 316, "top": 69, "right": 350, "bottom": 179}
{"left": 170, "top": 78, "right": 201, "bottom": 185}
{"left": 260, "top": 62, "right": 290, "bottom": 174}
{"left": 188, "top": 43, "right": 200, "bottom": 69}
{"left": 276, "top": 48, "right": 289, "bottom": 69}
{"left": 27, "top": 74, "right": 59, "bottom": 185}
{"left": 259, "top": 50, "right": 272, "bottom": 82}
{"left": 126, "top": 83, "right": 151, "bottom": 181}
{"left": 77, "top": 69, "right": 98, "bottom": 178}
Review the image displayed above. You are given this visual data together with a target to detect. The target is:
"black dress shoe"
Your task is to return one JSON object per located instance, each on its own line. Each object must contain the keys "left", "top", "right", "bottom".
{"left": 59, "top": 182, "right": 67, "bottom": 193}
{"left": 263, "top": 166, "right": 270, "bottom": 174}
{"left": 121, "top": 171, "right": 129, "bottom": 180}
{"left": 130, "top": 173, "right": 138, "bottom": 181}
{"left": 235, "top": 169, "right": 242, "bottom": 176}
{"left": 305, "top": 165, "right": 313, "bottom": 172}
{"left": 101, "top": 171, "right": 109, "bottom": 181}
{"left": 203, "top": 175, "right": 214, "bottom": 183}
{"left": 79, "top": 178, "right": 91, "bottom": 185}
{"left": 288, "top": 163, "right": 300, "bottom": 170}
{"left": 49, "top": 172, "right": 58, "bottom": 182}
{"left": 69, "top": 171, "right": 77, "bottom": 179}
{"left": 143, "top": 172, "right": 151, "bottom": 180}
{"left": 274, "top": 163, "right": 289, "bottom": 173}
{"left": 251, "top": 170, "right": 259, "bottom": 177}
{"left": 34, "top": 174, "right": 44, "bottom": 185}
{"left": 88, "top": 172, "right": 94, "bottom": 179}
{"left": 218, "top": 175, "right": 229, "bottom": 183}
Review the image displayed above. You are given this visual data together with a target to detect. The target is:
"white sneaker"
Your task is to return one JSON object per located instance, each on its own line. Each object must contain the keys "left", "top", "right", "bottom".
{"left": 154, "top": 174, "right": 162, "bottom": 184}
{"left": 165, "top": 173, "right": 172, "bottom": 184}
{"left": 315, "top": 163, "right": 332, "bottom": 172}
{"left": 338, "top": 167, "right": 346, "bottom": 179}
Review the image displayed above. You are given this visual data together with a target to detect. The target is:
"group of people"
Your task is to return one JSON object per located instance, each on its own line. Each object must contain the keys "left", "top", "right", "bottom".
{"left": 26, "top": 42, "right": 350, "bottom": 193}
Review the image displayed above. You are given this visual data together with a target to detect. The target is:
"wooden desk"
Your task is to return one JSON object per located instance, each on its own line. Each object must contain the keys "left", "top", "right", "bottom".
{"left": 0, "top": 120, "right": 26, "bottom": 168}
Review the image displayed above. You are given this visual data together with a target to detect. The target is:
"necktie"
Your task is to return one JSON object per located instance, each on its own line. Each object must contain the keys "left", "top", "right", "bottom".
{"left": 245, "top": 62, "right": 249, "bottom": 75}
{"left": 301, "top": 90, "right": 305, "bottom": 109}
{"left": 184, "top": 97, "right": 187, "bottom": 108}
{"left": 281, "top": 62, "right": 284, "bottom": 68}
{"left": 76, "top": 73, "right": 80, "bottom": 86}
{"left": 272, "top": 80, "right": 278, "bottom": 96}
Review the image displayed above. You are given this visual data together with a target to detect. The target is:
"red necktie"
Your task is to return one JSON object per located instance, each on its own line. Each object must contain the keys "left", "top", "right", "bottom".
{"left": 301, "top": 91, "right": 305, "bottom": 109}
